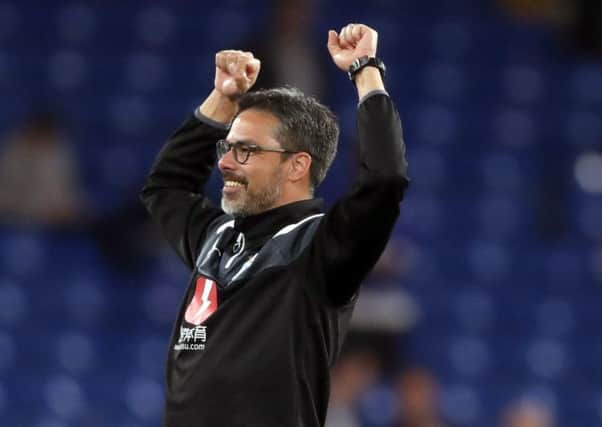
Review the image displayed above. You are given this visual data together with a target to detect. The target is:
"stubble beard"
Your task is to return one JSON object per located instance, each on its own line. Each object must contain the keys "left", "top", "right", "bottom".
{"left": 221, "top": 171, "right": 283, "bottom": 217}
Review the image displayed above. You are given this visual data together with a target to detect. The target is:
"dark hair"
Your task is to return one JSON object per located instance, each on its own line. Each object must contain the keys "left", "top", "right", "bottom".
{"left": 236, "top": 87, "right": 339, "bottom": 190}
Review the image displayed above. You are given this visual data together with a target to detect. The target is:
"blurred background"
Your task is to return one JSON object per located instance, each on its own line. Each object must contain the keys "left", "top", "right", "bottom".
{"left": 0, "top": 0, "right": 601, "bottom": 426}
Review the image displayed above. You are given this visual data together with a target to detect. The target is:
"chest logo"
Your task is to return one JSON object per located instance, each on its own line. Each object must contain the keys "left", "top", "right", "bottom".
{"left": 184, "top": 276, "right": 218, "bottom": 325}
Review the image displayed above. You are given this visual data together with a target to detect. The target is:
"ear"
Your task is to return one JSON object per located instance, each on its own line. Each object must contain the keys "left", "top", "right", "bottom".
{"left": 287, "top": 152, "right": 312, "bottom": 183}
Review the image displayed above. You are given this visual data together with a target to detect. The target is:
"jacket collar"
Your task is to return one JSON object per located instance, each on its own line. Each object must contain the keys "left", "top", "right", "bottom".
{"left": 232, "top": 198, "right": 324, "bottom": 245}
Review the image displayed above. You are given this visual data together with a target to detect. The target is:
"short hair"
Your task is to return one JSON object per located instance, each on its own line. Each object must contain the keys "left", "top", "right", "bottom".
{"left": 236, "top": 87, "right": 339, "bottom": 190}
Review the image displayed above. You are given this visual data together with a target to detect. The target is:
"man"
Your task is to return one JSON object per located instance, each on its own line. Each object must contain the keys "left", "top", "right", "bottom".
{"left": 141, "top": 23, "right": 409, "bottom": 427}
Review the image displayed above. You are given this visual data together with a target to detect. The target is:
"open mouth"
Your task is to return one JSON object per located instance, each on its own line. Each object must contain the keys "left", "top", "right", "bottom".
{"left": 222, "top": 174, "right": 247, "bottom": 191}
{"left": 224, "top": 180, "right": 245, "bottom": 188}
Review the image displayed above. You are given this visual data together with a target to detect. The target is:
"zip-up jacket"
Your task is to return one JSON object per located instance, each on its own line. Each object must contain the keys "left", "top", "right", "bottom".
{"left": 140, "top": 91, "right": 409, "bottom": 427}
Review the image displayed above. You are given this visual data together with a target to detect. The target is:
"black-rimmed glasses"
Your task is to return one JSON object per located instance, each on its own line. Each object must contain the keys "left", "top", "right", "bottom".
{"left": 216, "top": 139, "right": 298, "bottom": 165}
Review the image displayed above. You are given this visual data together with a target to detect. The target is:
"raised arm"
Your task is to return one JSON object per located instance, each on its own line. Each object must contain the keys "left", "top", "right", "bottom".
{"left": 327, "top": 24, "right": 385, "bottom": 100}
{"left": 309, "top": 24, "right": 409, "bottom": 305}
{"left": 199, "top": 50, "right": 261, "bottom": 122}
{"left": 140, "top": 51, "right": 260, "bottom": 269}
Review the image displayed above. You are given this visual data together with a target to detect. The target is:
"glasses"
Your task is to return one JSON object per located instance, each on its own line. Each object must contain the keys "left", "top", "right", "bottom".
{"left": 216, "top": 139, "right": 299, "bottom": 165}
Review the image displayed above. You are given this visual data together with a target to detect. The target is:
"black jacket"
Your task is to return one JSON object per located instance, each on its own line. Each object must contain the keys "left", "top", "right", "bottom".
{"left": 140, "top": 92, "right": 409, "bottom": 427}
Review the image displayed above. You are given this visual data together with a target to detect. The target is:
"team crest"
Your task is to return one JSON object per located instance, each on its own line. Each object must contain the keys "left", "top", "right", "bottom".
{"left": 184, "top": 276, "right": 218, "bottom": 325}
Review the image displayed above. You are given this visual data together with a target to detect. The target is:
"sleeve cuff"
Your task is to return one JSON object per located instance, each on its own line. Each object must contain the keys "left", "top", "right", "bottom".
{"left": 194, "top": 107, "right": 230, "bottom": 131}
{"left": 358, "top": 89, "right": 389, "bottom": 106}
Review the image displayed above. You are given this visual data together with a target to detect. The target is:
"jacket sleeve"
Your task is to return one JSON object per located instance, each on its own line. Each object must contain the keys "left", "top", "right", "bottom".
{"left": 308, "top": 92, "right": 410, "bottom": 306}
{"left": 140, "top": 113, "right": 228, "bottom": 270}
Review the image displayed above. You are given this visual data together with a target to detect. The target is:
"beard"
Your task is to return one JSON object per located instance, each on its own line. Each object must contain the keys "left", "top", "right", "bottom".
{"left": 221, "top": 168, "right": 283, "bottom": 217}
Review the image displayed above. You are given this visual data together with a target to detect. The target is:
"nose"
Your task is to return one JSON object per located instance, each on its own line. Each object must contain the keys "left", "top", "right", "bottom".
{"left": 218, "top": 148, "right": 237, "bottom": 173}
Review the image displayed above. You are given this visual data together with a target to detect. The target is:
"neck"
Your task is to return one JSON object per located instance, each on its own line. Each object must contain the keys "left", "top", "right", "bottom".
{"left": 275, "top": 184, "right": 312, "bottom": 209}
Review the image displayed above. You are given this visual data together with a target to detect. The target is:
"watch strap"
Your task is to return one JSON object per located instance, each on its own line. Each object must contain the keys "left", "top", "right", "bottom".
{"left": 347, "top": 56, "right": 386, "bottom": 81}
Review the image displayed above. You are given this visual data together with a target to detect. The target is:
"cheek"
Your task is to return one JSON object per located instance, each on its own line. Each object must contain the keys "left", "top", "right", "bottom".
{"left": 248, "top": 163, "right": 283, "bottom": 187}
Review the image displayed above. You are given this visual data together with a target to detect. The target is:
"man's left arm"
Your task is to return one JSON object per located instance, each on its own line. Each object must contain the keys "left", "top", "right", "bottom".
{"left": 308, "top": 24, "right": 409, "bottom": 306}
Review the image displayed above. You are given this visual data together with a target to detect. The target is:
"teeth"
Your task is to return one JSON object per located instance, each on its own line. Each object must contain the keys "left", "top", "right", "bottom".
{"left": 225, "top": 180, "right": 244, "bottom": 188}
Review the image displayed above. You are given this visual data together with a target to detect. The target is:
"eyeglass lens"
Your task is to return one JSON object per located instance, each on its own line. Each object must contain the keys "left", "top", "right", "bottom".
{"left": 217, "top": 140, "right": 251, "bottom": 164}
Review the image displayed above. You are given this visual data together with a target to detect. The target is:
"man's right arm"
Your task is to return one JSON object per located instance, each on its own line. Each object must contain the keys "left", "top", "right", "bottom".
{"left": 140, "top": 51, "right": 260, "bottom": 270}
{"left": 139, "top": 110, "right": 227, "bottom": 270}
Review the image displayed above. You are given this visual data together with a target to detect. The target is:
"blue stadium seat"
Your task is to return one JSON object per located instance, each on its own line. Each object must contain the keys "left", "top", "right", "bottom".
{"left": 124, "top": 52, "right": 167, "bottom": 92}
{"left": 135, "top": 5, "right": 176, "bottom": 47}
{"left": 415, "top": 103, "right": 457, "bottom": 146}
{"left": 407, "top": 145, "right": 447, "bottom": 192}
{"left": 525, "top": 338, "right": 569, "bottom": 381}
{"left": 55, "top": 331, "right": 96, "bottom": 376}
{"left": 430, "top": 18, "right": 474, "bottom": 61}
{"left": 0, "top": 331, "right": 16, "bottom": 373}
{"left": 56, "top": 3, "right": 97, "bottom": 44}
{"left": 502, "top": 64, "right": 544, "bottom": 105}
{"left": 48, "top": 50, "right": 87, "bottom": 91}
{"left": 468, "top": 239, "right": 511, "bottom": 283}
{"left": 492, "top": 107, "right": 536, "bottom": 148}
{"left": 124, "top": 376, "right": 164, "bottom": 421}
{"left": 536, "top": 298, "right": 575, "bottom": 337}
{"left": 565, "top": 110, "right": 602, "bottom": 149}
{"left": 33, "top": 418, "right": 70, "bottom": 427}
{"left": 0, "top": 279, "right": 27, "bottom": 326}
{"left": 0, "top": 231, "right": 47, "bottom": 279}
{"left": 43, "top": 374, "right": 87, "bottom": 420}
{"left": 424, "top": 62, "right": 465, "bottom": 102}
{"left": 448, "top": 335, "right": 491, "bottom": 378}
{"left": 441, "top": 383, "right": 482, "bottom": 426}
{"left": 0, "top": 1, "right": 18, "bottom": 40}
{"left": 453, "top": 289, "right": 494, "bottom": 333}
{"left": 569, "top": 64, "right": 602, "bottom": 105}
{"left": 479, "top": 151, "right": 524, "bottom": 193}
{"left": 477, "top": 194, "right": 522, "bottom": 239}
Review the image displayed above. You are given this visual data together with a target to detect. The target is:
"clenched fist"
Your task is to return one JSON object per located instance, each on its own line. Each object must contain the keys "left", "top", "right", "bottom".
{"left": 327, "top": 24, "right": 378, "bottom": 72}
{"left": 214, "top": 50, "right": 261, "bottom": 99}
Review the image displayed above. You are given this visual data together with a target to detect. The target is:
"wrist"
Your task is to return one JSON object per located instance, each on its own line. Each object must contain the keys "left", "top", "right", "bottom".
{"left": 198, "top": 89, "right": 239, "bottom": 124}
{"left": 354, "top": 67, "right": 385, "bottom": 101}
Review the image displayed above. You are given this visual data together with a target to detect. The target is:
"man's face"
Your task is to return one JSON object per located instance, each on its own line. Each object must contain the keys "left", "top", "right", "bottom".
{"left": 218, "top": 109, "right": 288, "bottom": 217}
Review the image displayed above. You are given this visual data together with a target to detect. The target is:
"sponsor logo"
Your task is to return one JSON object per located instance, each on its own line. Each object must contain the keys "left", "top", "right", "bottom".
{"left": 175, "top": 276, "right": 218, "bottom": 352}
{"left": 174, "top": 325, "right": 207, "bottom": 351}
{"left": 184, "top": 277, "right": 217, "bottom": 325}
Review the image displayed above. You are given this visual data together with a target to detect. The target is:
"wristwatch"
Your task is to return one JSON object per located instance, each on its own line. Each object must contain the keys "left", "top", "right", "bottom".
{"left": 347, "top": 56, "right": 386, "bottom": 81}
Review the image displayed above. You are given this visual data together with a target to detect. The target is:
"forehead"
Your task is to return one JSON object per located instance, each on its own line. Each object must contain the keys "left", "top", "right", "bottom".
{"left": 227, "top": 109, "right": 280, "bottom": 143}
